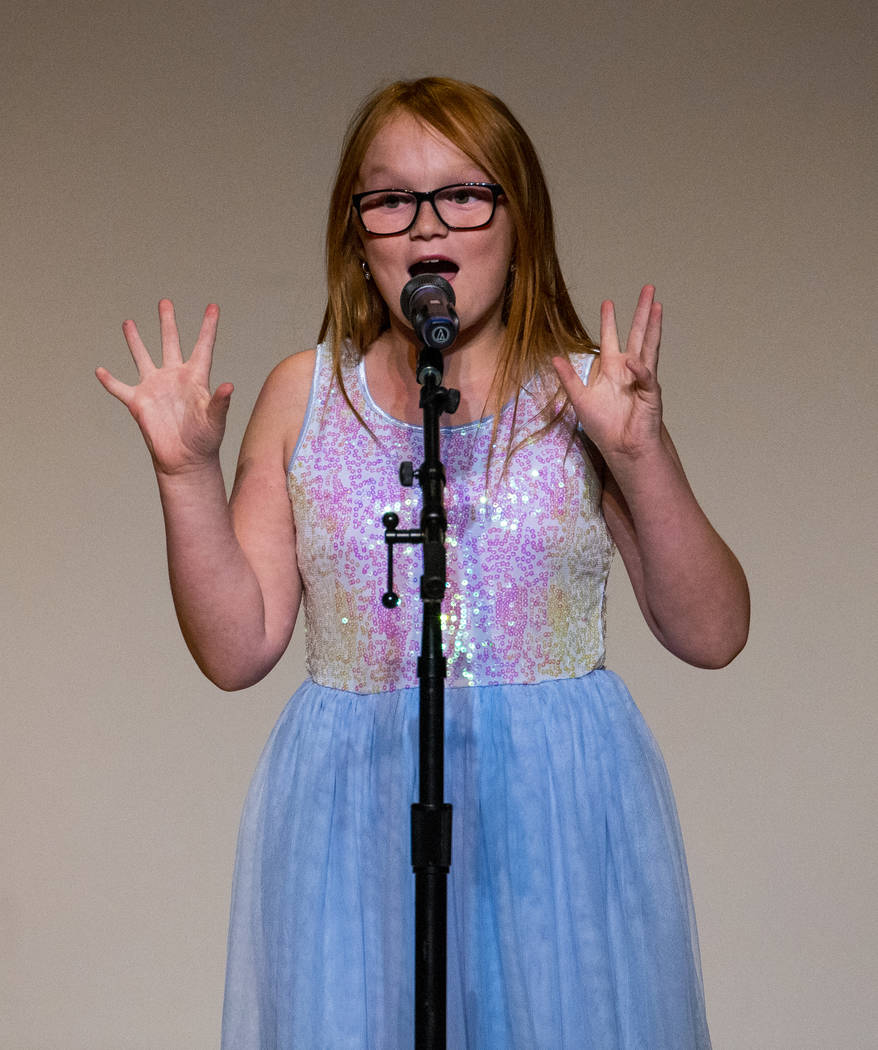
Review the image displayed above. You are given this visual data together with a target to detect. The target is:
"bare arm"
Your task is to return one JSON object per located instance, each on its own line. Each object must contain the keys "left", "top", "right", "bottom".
{"left": 96, "top": 300, "right": 312, "bottom": 689}
{"left": 554, "top": 287, "right": 750, "bottom": 668}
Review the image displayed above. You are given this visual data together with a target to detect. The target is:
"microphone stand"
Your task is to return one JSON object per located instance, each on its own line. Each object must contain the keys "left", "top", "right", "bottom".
{"left": 382, "top": 342, "right": 460, "bottom": 1050}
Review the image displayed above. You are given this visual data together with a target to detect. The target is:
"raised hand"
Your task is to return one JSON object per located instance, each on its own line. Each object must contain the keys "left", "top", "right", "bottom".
{"left": 96, "top": 299, "right": 233, "bottom": 476}
{"left": 553, "top": 285, "right": 663, "bottom": 462}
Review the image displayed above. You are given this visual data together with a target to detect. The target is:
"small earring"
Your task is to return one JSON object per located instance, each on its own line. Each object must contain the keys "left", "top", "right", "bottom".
{"left": 361, "top": 260, "right": 372, "bottom": 281}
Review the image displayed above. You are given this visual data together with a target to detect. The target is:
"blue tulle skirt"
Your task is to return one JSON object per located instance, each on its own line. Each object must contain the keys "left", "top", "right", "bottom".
{"left": 221, "top": 671, "right": 711, "bottom": 1049}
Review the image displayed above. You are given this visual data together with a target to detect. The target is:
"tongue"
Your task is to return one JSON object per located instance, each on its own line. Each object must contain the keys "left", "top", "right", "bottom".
{"left": 408, "top": 260, "right": 458, "bottom": 278}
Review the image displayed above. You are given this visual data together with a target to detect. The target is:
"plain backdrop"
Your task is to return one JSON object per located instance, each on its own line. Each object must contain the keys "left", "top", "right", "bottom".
{"left": 2, "top": 0, "right": 876, "bottom": 1047}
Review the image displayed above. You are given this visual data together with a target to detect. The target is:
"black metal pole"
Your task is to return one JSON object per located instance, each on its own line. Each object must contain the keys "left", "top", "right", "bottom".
{"left": 381, "top": 344, "right": 459, "bottom": 1050}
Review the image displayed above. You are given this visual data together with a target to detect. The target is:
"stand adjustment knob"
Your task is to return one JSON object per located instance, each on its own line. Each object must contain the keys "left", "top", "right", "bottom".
{"left": 399, "top": 461, "right": 415, "bottom": 487}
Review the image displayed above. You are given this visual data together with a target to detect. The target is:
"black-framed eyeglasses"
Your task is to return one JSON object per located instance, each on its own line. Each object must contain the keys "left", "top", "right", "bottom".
{"left": 351, "top": 182, "right": 505, "bottom": 236}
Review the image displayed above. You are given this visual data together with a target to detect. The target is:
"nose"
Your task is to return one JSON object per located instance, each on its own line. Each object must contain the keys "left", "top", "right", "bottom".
{"left": 408, "top": 197, "right": 448, "bottom": 239}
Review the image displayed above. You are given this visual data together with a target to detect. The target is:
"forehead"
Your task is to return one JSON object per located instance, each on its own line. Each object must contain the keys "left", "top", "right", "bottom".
{"left": 357, "top": 112, "right": 488, "bottom": 189}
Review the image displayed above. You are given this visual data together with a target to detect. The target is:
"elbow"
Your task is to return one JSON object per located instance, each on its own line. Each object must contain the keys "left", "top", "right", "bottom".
{"left": 683, "top": 574, "right": 751, "bottom": 669}
{"left": 684, "top": 610, "right": 750, "bottom": 670}
{"left": 655, "top": 592, "right": 750, "bottom": 669}
{"left": 210, "top": 672, "right": 261, "bottom": 692}
{"left": 181, "top": 623, "right": 285, "bottom": 691}
{"left": 189, "top": 646, "right": 277, "bottom": 692}
{"left": 201, "top": 655, "right": 277, "bottom": 691}
{"left": 692, "top": 637, "right": 747, "bottom": 669}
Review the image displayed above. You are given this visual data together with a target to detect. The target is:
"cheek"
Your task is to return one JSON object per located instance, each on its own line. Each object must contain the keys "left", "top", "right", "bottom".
{"left": 364, "top": 253, "right": 407, "bottom": 321}
{"left": 477, "top": 220, "right": 515, "bottom": 272}
{"left": 362, "top": 244, "right": 398, "bottom": 293}
{"left": 363, "top": 242, "right": 400, "bottom": 284}
{"left": 475, "top": 234, "right": 515, "bottom": 289}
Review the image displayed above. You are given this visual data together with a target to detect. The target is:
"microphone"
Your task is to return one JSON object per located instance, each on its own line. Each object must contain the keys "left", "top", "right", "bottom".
{"left": 400, "top": 274, "right": 459, "bottom": 350}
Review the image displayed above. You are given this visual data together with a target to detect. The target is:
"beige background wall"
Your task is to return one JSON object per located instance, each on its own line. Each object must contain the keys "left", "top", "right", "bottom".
{"left": 2, "top": 0, "right": 875, "bottom": 1046}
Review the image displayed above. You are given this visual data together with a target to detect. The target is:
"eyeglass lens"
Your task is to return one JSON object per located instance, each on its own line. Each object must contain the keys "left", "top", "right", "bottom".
{"left": 358, "top": 185, "right": 497, "bottom": 234}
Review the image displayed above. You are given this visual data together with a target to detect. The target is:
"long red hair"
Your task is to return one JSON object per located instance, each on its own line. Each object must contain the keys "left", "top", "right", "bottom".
{"left": 318, "top": 77, "right": 597, "bottom": 445}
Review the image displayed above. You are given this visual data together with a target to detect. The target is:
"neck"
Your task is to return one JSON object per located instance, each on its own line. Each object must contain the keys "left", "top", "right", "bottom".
{"left": 366, "top": 315, "right": 506, "bottom": 425}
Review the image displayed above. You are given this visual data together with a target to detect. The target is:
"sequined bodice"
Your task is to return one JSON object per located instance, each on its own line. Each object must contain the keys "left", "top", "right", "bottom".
{"left": 286, "top": 343, "right": 613, "bottom": 692}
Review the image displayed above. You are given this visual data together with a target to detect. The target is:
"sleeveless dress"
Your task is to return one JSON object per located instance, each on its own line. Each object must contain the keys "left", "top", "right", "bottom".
{"left": 221, "top": 342, "right": 712, "bottom": 1049}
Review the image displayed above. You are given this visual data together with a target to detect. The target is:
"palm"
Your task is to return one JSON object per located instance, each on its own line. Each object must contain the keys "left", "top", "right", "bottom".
{"left": 554, "top": 285, "right": 663, "bottom": 460}
{"left": 96, "top": 300, "right": 233, "bottom": 475}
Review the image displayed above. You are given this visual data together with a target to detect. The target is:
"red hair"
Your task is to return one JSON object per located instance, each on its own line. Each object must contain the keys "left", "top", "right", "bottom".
{"left": 319, "top": 77, "right": 596, "bottom": 449}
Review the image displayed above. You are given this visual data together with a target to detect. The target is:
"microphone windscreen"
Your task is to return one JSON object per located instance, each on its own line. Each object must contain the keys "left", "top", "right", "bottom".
{"left": 400, "top": 274, "right": 456, "bottom": 319}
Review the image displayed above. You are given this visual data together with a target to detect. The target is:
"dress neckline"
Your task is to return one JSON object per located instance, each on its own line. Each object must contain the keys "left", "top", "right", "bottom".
{"left": 355, "top": 354, "right": 497, "bottom": 435}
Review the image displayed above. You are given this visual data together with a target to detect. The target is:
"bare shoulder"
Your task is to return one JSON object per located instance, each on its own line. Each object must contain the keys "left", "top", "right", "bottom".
{"left": 266, "top": 347, "right": 318, "bottom": 391}
{"left": 241, "top": 349, "right": 318, "bottom": 469}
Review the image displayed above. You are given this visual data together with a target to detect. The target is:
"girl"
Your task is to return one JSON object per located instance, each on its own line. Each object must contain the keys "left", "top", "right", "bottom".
{"left": 97, "top": 77, "right": 749, "bottom": 1048}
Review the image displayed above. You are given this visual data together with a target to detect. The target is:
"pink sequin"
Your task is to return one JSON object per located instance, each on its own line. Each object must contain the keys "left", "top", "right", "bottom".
{"left": 287, "top": 343, "right": 613, "bottom": 692}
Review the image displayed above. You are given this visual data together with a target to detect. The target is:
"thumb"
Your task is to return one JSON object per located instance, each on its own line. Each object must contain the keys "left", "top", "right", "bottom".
{"left": 552, "top": 355, "right": 589, "bottom": 407}
{"left": 207, "top": 382, "right": 234, "bottom": 428}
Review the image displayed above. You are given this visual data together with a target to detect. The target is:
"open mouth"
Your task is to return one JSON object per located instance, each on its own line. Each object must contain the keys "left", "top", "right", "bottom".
{"left": 408, "top": 258, "right": 459, "bottom": 280}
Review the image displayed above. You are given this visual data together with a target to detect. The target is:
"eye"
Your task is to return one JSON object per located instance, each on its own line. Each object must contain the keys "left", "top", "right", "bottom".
{"left": 438, "top": 185, "right": 494, "bottom": 208}
{"left": 361, "top": 190, "right": 413, "bottom": 212}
